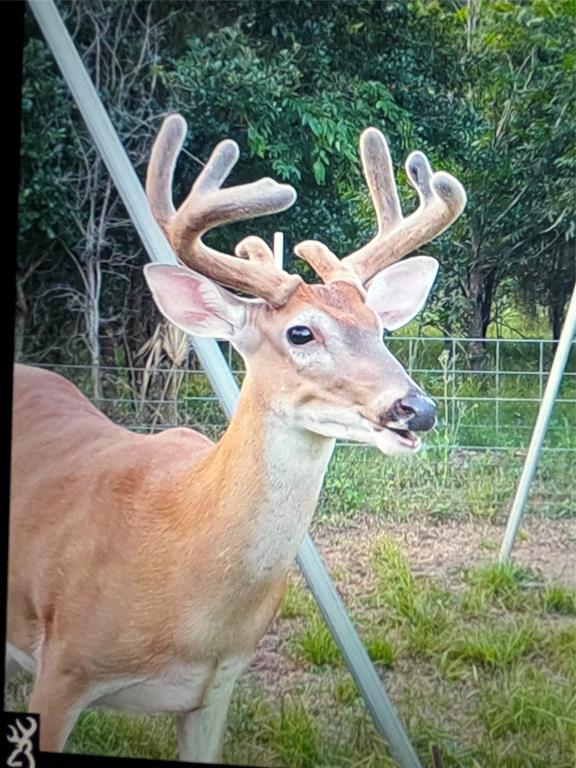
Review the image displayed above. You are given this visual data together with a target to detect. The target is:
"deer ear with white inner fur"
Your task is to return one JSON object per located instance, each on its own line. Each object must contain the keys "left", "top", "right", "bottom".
{"left": 365, "top": 256, "right": 439, "bottom": 331}
{"left": 144, "top": 263, "right": 248, "bottom": 340}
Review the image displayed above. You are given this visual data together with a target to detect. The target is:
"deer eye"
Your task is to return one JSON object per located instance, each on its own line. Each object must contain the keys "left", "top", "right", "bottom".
{"left": 287, "top": 326, "right": 315, "bottom": 345}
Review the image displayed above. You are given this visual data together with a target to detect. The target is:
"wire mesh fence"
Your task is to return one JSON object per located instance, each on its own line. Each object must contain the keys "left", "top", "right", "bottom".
{"left": 22, "top": 334, "right": 576, "bottom": 520}
{"left": 26, "top": 335, "right": 576, "bottom": 450}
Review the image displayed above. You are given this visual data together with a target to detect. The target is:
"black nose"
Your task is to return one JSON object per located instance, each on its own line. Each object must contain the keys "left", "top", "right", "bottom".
{"left": 387, "top": 392, "right": 436, "bottom": 432}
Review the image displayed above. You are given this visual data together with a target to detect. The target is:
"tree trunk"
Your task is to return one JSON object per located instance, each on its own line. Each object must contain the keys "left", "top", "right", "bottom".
{"left": 86, "top": 257, "right": 103, "bottom": 401}
{"left": 14, "top": 281, "right": 27, "bottom": 362}
{"left": 467, "top": 265, "right": 495, "bottom": 371}
{"left": 549, "top": 301, "right": 565, "bottom": 341}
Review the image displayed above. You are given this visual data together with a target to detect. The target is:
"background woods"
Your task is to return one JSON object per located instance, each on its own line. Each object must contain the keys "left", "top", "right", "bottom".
{"left": 18, "top": 0, "right": 575, "bottom": 381}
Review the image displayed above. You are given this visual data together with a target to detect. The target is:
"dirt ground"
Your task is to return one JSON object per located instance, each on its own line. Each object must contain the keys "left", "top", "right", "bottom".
{"left": 244, "top": 514, "right": 576, "bottom": 696}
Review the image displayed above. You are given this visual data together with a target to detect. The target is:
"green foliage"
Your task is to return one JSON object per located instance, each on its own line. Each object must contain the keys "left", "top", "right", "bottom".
{"left": 20, "top": 0, "right": 575, "bottom": 365}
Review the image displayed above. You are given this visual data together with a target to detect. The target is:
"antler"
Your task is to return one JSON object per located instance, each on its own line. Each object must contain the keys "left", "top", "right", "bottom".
{"left": 146, "top": 114, "right": 303, "bottom": 308}
{"left": 296, "top": 128, "right": 466, "bottom": 287}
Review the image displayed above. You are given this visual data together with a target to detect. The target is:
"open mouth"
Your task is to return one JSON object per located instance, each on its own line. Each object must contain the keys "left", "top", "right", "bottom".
{"left": 361, "top": 412, "right": 422, "bottom": 451}
{"left": 382, "top": 423, "right": 421, "bottom": 450}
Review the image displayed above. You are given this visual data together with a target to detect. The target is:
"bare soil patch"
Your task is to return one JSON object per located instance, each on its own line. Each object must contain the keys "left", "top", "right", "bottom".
{"left": 245, "top": 515, "right": 576, "bottom": 697}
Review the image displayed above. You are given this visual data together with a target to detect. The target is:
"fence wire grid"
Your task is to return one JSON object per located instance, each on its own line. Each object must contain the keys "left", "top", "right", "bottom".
{"left": 22, "top": 334, "right": 576, "bottom": 520}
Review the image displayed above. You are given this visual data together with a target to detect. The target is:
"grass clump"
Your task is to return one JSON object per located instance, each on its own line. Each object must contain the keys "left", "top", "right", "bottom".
{"left": 440, "top": 620, "right": 538, "bottom": 672}
{"left": 371, "top": 534, "right": 453, "bottom": 656}
{"left": 279, "top": 578, "right": 316, "bottom": 620}
{"left": 332, "top": 676, "right": 360, "bottom": 706}
{"left": 463, "top": 561, "right": 540, "bottom": 611}
{"left": 478, "top": 665, "right": 576, "bottom": 767}
{"left": 66, "top": 710, "right": 176, "bottom": 760}
{"left": 371, "top": 533, "right": 417, "bottom": 610}
{"left": 265, "top": 696, "right": 320, "bottom": 768}
{"left": 543, "top": 624, "right": 576, "bottom": 676}
{"left": 344, "top": 714, "right": 396, "bottom": 767}
{"left": 364, "top": 634, "right": 397, "bottom": 667}
{"left": 289, "top": 615, "right": 341, "bottom": 668}
{"left": 540, "top": 584, "right": 576, "bottom": 615}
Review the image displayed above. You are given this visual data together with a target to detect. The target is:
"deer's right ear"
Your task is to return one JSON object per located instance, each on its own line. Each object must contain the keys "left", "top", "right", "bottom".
{"left": 144, "top": 264, "right": 247, "bottom": 340}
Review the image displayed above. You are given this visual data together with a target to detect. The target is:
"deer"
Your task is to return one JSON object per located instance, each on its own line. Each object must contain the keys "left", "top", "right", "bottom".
{"left": 6, "top": 113, "right": 466, "bottom": 762}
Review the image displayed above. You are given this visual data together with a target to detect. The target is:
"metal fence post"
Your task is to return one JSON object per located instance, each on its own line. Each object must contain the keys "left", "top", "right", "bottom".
{"left": 499, "top": 282, "right": 576, "bottom": 563}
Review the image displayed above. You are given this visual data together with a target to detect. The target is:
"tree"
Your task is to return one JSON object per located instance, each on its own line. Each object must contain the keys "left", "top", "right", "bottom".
{"left": 19, "top": 1, "right": 170, "bottom": 393}
{"left": 414, "top": 0, "right": 575, "bottom": 356}
{"left": 18, "top": 0, "right": 574, "bottom": 376}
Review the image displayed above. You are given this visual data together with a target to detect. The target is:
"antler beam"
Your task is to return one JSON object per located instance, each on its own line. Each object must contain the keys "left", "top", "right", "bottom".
{"left": 146, "top": 114, "right": 302, "bottom": 307}
{"left": 340, "top": 128, "right": 466, "bottom": 285}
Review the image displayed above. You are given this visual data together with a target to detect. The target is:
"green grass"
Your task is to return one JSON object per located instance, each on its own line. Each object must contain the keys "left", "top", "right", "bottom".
{"left": 544, "top": 624, "right": 576, "bottom": 676}
{"left": 318, "top": 446, "right": 575, "bottom": 521}
{"left": 462, "top": 562, "right": 541, "bottom": 611}
{"left": 371, "top": 534, "right": 454, "bottom": 655}
{"left": 331, "top": 675, "right": 360, "bottom": 706}
{"left": 540, "top": 584, "right": 576, "bottom": 615}
{"left": 440, "top": 620, "right": 539, "bottom": 672}
{"left": 266, "top": 697, "right": 320, "bottom": 768}
{"left": 288, "top": 614, "right": 342, "bottom": 668}
{"left": 364, "top": 634, "right": 397, "bottom": 666}
{"left": 66, "top": 710, "right": 177, "bottom": 761}
{"left": 477, "top": 665, "right": 576, "bottom": 768}
{"left": 278, "top": 578, "right": 316, "bottom": 620}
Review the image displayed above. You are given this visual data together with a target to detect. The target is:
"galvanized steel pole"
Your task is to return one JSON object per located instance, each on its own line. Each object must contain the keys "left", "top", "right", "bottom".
{"left": 499, "top": 282, "right": 576, "bottom": 563}
{"left": 26, "top": 2, "right": 422, "bottom": 765}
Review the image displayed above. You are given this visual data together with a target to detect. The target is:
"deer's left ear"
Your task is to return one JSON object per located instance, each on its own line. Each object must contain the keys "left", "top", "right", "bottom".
{"left": 365, "top": 256, "right": 438, "bottom": 331}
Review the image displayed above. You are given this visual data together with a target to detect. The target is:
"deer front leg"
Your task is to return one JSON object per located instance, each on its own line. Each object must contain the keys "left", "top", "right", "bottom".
{"left": 177, "top": 675, "right": 237, "bottom": 763}
{"left": 28, "top": 657, "right": 87, "bottom": 752}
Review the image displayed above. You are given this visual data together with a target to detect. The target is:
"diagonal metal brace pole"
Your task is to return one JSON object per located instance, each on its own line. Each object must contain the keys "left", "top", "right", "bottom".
{"left": 499, "top": 282, "right": 576, "bottom": 563}
{"left": 26, "top": 2, "right": 422, "bottom": 765}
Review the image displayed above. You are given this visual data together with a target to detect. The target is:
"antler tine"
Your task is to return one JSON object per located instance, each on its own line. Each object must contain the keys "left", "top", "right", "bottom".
{"left": 294, "top": 129, "right": 401, "bottom": 288}
{"left": 146, "top": 114, "right": 303, "bottom": 308}
{"left": 341, "top": 128, "right": 466, "bottom": 285}
{"left": 294, "top": 240, "right": 366, "bottom": 294}
{"left": 235, "top": 236, "right": 275, "bottom": 265}
{"left": 146, "top": 113, "right": 187, "bottom": 231}
{"left": 359, "top": 127, "right": 403, "bottom": 233}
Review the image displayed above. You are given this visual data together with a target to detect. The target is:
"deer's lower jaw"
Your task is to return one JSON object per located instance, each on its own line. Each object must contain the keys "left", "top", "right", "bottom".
{"left": 300, "top": 412, "right": 422, "bottom": 454}
{"left": 357, "top": 417, "right": 419, "bottom": 454}
{"left": 380, "top": 425, "right": 421, "bottom": 452}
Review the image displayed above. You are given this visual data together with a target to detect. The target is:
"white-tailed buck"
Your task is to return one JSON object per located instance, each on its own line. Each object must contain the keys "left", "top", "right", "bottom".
{"left": 7, "top": 114, "right": 465, "bottom": 761}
